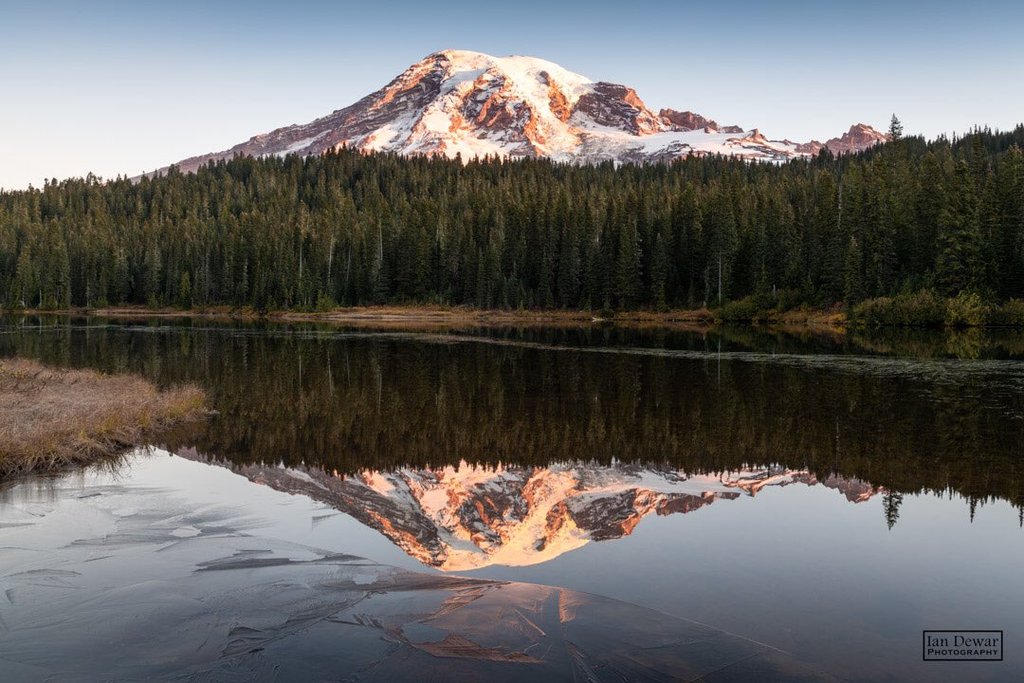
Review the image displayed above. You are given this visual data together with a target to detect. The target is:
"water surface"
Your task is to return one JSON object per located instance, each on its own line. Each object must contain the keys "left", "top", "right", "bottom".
{"left": 1, "top": 316, "right": 1022, "bottom": 681}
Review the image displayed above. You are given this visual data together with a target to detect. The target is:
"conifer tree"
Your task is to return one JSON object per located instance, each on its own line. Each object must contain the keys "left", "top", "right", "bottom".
{"left": 888, "top": 114, "right": 903, "bottom": 141}
{"left": 2, "top": 126, "right": 1024, "bottom": 316}
{"left": 936, "top": 162, "right": 983, "bottom": 295}
{"left": 843, "top": 235, "right": 864, "bottom": 306}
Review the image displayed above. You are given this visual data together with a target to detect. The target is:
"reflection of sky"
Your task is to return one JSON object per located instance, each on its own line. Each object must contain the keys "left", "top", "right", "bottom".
{"left": 456, "top": 483, "right": 1024, "bottom": 683}
{"left": 5, "top": 450, "right": 1022, "bottom": 682}
{"left": 3, "top": 0, "right": 1023, "bottom": 188}
{"left": 108, "top": 449, "right": 430, "bottom": 573}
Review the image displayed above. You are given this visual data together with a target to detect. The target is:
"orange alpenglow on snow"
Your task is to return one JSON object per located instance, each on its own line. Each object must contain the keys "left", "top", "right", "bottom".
{"left": 159, "top": 50, "right": 886, "bottom": 176}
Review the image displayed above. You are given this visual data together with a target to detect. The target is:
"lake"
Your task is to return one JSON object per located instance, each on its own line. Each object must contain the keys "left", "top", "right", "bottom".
{"left": 1, "top": 316, "right": 1022, "bottom": 681}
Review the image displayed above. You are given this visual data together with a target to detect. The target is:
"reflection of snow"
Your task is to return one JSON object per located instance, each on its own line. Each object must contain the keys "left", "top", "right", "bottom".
{"left": 0, "top": 450, "right": 830, "bottom": 682}
{"left": 207, "top": 454, "right": 881, "bottom": 571}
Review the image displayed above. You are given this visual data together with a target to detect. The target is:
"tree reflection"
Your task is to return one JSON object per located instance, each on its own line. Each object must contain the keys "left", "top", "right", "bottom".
{"left": 3, "top": 316, "right": 1023, "bottom": 527}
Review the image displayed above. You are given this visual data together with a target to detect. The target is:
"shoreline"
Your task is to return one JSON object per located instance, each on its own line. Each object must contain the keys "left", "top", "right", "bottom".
{"left": 3, "top": 304, "right": 848, "bottom": 333}
{"left": 7, "top": 302, "right": 1021, "bottom": 331}
{"left": 0, "top": 358, "right": 207, "bottom": 479}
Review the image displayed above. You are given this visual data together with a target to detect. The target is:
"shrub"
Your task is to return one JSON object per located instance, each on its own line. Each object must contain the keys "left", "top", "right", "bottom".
{"left": 896, "top": 290, "right": 947, "bottom": 326}
{"left": 989, "top": 299, "right": 1024, "bottom": 326}
{"left": 716, "top": 296, "right": 760, "bottom": 322}
{"left": 852, "top": 290, "right": 945, "bottom": 327}
{"left": 774, "top": 289, "right": 805, "bottom": 312}
{"left": 315, "top": 293, "right": 337, "bottom": 313}
{"left": 944, "top": 291, "right": 993, "bottom": 327}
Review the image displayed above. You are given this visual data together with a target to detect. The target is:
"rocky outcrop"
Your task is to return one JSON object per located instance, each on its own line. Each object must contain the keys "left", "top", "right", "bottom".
{"left": 797, "top": 123, "right": 889, "bottom": 157}
{"left": 573, "top": 82, "right": 662, "bottom": 135}
{"left": 658, "top": 108, "right": 745, "bottom": 133}
{"left": 825, "top": 123, "right": 889, "bottom": 154}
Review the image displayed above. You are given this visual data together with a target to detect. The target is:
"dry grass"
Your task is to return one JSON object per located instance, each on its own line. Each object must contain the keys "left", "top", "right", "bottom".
{"left": 0, "top": 358, "right": 207, "bottom": 479}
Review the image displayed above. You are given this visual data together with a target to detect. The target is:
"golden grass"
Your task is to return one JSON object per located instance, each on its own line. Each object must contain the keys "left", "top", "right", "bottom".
{"left": 0, "top": 358, "right": 207, "bottom": 479}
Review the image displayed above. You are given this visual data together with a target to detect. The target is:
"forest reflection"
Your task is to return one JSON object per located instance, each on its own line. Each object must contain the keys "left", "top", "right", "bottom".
{"left": 3, "top": 316, "right": 1023, "bottom": 522}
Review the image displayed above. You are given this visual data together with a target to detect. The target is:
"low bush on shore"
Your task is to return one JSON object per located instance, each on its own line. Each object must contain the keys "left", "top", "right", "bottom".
{"left": 0, "top": 358, "right": 206, "bottom": 478}
{"left": 850, "top": 290, "right": 947, "bottom": 327}
{"left": 850, "top": 291, "right": 1024, "bottom": 328}
{"left": 709, "top": 290, "right": 1024, "bottom": 328}
{"left": 714, "top": 292, "right": 844, "bottom": 326}
{"left": 988, "top": 299, "right": 1024, "bottom": 326}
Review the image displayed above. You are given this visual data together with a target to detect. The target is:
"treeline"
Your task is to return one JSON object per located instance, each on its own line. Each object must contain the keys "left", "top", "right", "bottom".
{"left": 2, "top": 124, "right": 1024, "bottom": 312}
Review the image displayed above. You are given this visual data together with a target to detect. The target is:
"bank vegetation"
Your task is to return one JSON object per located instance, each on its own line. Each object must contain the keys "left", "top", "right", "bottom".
{"left": 0, "top": 358, "right": 206, "bottom": 478}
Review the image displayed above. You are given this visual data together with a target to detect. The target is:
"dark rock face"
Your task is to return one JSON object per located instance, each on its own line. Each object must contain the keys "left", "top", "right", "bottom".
{"left": 797, "top": 123, "right": 889, "bottom": 157}
{"left": 660, "top": 108, "right": 725, "bottom": 132}
{"left": 573, "top": 82, "right": 662, "bottom": 135}
{"left": 825, "top": 123, "right": 889, "bottom": 154}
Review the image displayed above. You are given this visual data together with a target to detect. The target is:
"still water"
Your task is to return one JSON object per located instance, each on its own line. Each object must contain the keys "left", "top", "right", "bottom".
{"left": 1, "top": 317, "right": 1023, "bottom": 681}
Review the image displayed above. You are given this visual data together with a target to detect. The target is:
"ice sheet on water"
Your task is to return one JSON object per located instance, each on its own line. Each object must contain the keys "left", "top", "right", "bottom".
{"left": 0, "top": 451, "right": 836, "bottom": 681}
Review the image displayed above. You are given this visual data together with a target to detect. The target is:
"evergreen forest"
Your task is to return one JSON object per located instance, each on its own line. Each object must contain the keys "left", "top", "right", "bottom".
{"left": 2, "top": 122, "right": 1023, "bottom": 322}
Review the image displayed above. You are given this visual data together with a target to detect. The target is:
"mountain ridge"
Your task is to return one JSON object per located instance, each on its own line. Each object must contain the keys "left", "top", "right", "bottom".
{"left": 159, "top": 49, "right": 887, "bottom": 175}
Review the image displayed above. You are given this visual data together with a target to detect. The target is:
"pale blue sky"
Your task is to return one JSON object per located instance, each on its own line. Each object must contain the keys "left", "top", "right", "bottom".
{"left": 2, "top": 0, "right": 1021, "bottom": 189}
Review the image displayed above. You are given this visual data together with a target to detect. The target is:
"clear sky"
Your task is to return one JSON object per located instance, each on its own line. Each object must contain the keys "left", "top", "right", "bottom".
{"left": 2, "top": 0, "right": 1021, "bottom": 189}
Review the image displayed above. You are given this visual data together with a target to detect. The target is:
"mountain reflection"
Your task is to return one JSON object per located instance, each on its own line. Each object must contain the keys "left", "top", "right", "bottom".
{"left": 175, "top": 452, "right": 880, "bottom": 570}
{"left": 3, "top": 317, "right": 1023, "bottom": 521}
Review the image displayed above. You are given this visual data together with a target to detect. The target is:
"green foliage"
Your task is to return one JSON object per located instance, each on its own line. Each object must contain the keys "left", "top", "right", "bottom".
{"left": 944, "top": 328, "right": 986, "bottom": 359}
{"left": 989, "top": 299, "right": 1024, "bottom": 326}
{"left": 716, "top": 296, "right": 761, "bottom": 322}
{"left": 944, "top": 291, "right": 992, "bottom": 327}
{"left": 853, "top": 289, "right": 1016, "bottom": 328}
{"left": 935, "top": 162, "right": 983, "bottom": 295}
{"left": 852, "top": 290, "right": 946, "bottom": 327}
{"left": 888, "top": 115, "right": 904, "bottom": 142}
{"left": 1, "top": 126, "right": 1023, "bottom": 318}
{"left": 177, "top": 271, "right": 192, "bottom": 309}
{"left": 843, "top": 236, "right": 864, "bottom": 307}
{"left": 315, "top": 292, "right": 337, "bottom": 312}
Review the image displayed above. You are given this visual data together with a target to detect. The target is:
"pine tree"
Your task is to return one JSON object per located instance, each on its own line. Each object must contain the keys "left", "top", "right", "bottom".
{"left": 843, "top": 235, "right": 864, "bottom": 306}
{"left": 614, "top": 217, "right": 641, "bottom": 309}
{"left": 883, "top": 491, "right": 904, "bottom": 530}
{"left": 649, "top": 230, "right": 669, "bottom": 309}
{"left": 936, "top": 162, "right": 983, "bottom": 295}
{"left": 178, "top": 271, "right": 192, "bottom": 308}
{"left": 556, "top": 213, "right": 581, "bottom": 307}
{"left": 13, "top": 246, "right": 34, "bottom": 308}
{"left": 705, "top": 190, "right": 737, "bottom": 305}
{"left": 888, "top": 114, "right": 903, "bottom": 141}
{"left": 2, "top": 128, "right": 1024, "bottom": 315}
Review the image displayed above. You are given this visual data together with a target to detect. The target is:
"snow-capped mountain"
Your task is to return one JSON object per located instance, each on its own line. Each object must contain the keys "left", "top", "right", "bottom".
{"left": 164, "top": 50, "right": 887, "bottom": 173}
{"left": 176, "top": 451, "right": 880, "bottom": 571}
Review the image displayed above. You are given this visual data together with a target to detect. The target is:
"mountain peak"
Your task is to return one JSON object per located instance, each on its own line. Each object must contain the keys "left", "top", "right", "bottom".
{"left": 429, "top": 48, "right": 487, "bottom": 60}
{"left": 158, "top": 50, "right": 886, "bottom": 175}
{"left": 794, "top": 123, "right": 888, "bottom": 157}
{"left": 427, "top": 49, "right": 588, "bottom": 76}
